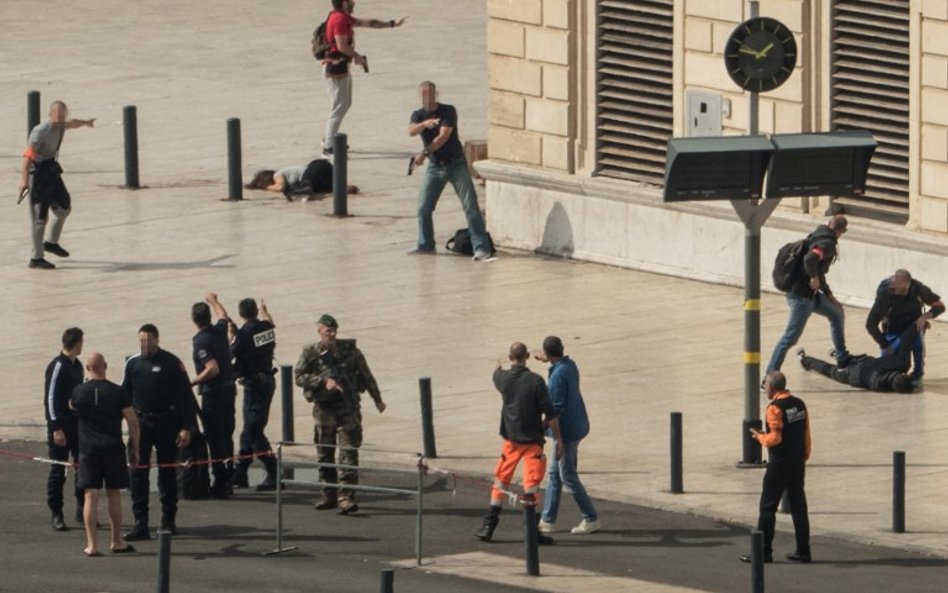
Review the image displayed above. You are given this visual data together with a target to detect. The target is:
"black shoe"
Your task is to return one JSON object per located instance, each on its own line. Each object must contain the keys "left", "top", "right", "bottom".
{"left": 255, "top": 476, "right": 277, "bottom": 492}
{"left": 124, "top": 525, "right": 151, "bottom": 541}
{"left": 537, "top": 533, "right": 555, "bottom": 545}
{"left": 475, "top": 516, "right": 499, "bottom": 542}
{"left": 211, "top": 481, "right": 232, "bottom": 499}
{"left": 43, "top": 242, "right": 70, "bottom": 257}
{"left": 29, "top": 258, "right": 55, "bottom": 269}
{"left": 739, "top": 553, "right": 773, "bottom": 563}
{"left": 796, "top": 348, "right": 806, "bottom": 363}
{"left": 51, "top": 513, "right": 68, "bottom": 532}
{"left": 160, "top": 515, "right": 177, "bottom": 535}
{"left": 786, "top": 552, "right": 812, "bottom": 563}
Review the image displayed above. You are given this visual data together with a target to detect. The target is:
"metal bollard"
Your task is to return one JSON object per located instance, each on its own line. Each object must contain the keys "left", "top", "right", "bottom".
{"left": 419, "top": 377, "right": 437, "bottom": 458}
{"left": 280, "top": 365, "right": 295, "bottom": 480}
{"left": 123, "top": 105, "right": 140, "bottom": 189}
{"left": 155, "top": 529, "right": 172, "bottom": 593}
{"left": 670, "top": 412, "right": 683, "bottom": 494}
{"left": 750, "top": 530, "right": 764, "bottom": 593}
{"left": 523, "top": 502, "right": 540, "bottom": 576}
{"left": 893, "top": 450, "right": 905, "bottom": 533}
{"left": 226, "top": 117, "right": 242, "bottom": 200}
{"left": 332, "top": 132, "right": 348, "bottom": 216}
{"left": 379, "top": 568, "right": 394, "bottom": 593}
{"left": 27, "top": 90, "right": 40, "bottom": 138}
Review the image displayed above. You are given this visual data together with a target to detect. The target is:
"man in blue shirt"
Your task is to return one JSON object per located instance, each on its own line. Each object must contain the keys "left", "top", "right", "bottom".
{"left": 534, "top": 336, "right": 600, "bottom": 535}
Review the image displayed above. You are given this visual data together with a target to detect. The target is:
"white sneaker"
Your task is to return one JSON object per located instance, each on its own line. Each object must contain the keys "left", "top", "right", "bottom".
{"left": 472, "top": 249, "right": 494, "bottom": 262}
{"left": 537, "top": 520, "right": 555, "bottom": 534}
{"left": 570, "top": 519, "right": 601, "bottom": 534}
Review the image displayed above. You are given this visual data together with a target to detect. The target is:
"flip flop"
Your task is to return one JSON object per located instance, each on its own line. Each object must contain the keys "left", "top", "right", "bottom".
{"left": 84, "top": 550, "right": 101, "bottom": 557}
{"left": 111, "top": 545, "right": 136, "bottom": 554}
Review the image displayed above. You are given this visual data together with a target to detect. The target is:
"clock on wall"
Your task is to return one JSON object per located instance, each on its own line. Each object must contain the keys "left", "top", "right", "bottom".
{"left": 724, "top": 17, "right": 797, "bottom": 93}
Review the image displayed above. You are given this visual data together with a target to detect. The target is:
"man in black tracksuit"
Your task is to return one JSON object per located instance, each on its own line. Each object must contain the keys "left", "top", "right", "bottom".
{"left": 741, "top": 371, "right": 811, "bottom": 564}
{"left": 123, "top": 324, "right": 194, "bottom": 540}
{"left": 44, "top": 327, "right": 85, "bottom": 530}
{"left": 799, "top": 324, "right": 918, "bottom": 393}
{"left": 206, "top": 294, "right": 278, "bottom": 491}
{"left": 191, "top": 297, "right": 238, "bottom": 498}
{"left": 865, "top": 269, "right": 944, "bottom": 387}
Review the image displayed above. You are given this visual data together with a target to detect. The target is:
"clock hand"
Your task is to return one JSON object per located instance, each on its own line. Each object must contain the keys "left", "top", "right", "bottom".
{"left": 738, "top": 46, "right": 760, "bottom": 57}
{"left": 757, "top": 42, "right": 775, "bottom": 58}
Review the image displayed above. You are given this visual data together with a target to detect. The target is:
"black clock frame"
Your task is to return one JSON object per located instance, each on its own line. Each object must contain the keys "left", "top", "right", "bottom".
{"left": 724, "top": 17, "right": 797, "bottom": 93}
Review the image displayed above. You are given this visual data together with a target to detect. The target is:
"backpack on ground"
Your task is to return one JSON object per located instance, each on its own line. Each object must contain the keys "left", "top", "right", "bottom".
{"left": 446, "top": 228, "right": 495, "bottom": 256}
{"left": 311, "top": 13, "right": 332, "bottom": 60}
{"left": 772, "top": 238, "right": 808, "bottom": 292}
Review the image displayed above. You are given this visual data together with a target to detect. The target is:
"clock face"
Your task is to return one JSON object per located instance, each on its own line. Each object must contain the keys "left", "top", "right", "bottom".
{"left": 724, "top": 17, "right": 797, "bottom": 92}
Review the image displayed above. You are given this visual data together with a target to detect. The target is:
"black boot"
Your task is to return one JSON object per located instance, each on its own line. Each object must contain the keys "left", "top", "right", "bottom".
{"left": 475, "top": 506, "right": 502, "bottom": 541}
{"left": 160, "top": 512, "right": 177, "bottom": 535}
{"left": 124, "top": 522, "right": 151, "bottom": 541}
{"left": 232, "top": 464, "right": 250, "bottom": 489}
{"left": 255, "top": 456, "right": 278, "bottom": 492}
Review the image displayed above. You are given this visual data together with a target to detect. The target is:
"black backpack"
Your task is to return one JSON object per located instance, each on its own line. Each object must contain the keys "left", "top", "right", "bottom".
{"left": 446, "top": 228, "right": 495, "bottom": 256}
{"left": 772, "top": 238, "right": 808, "bottom": 292}
{"left": 311, "top": 13, "right": 332, "bottom": 60}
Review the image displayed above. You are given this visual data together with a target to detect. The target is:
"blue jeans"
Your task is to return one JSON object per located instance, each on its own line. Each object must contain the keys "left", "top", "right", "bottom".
{"left": 541, "top": 439, "right": 598, "bottom": 523}
{"left": 767, "top": 292, "right": 847, "bottom": 372}
{"left": 884, "top": 331, "right": 925, "bottom": 379}
{"left": 416, "top": 157, "right": 489, "bottom": 253}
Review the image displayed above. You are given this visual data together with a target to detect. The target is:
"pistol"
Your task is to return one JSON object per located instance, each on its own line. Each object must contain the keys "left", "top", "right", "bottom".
{"left": 362, "top": 55, "right": 369, "bottom": 73}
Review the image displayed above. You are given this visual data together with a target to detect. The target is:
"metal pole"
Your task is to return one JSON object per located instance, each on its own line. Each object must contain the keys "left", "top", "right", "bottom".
{"left": 123, "top": 105, "right": 140, "bottom": 189}
{"left": 523, "top": 502, "right": 540, "bottom": 576}
{"left": 893, "top": 450, "right": 905, "bottom": 533}
{"left": 670, "top": 412, "right": 683, "bottom": 494}
{"left": 416, "top": 454, "right": 423, "bottom": 566}
{"left": 276, "top": 442, "right": 284, "bottom": 550}
{"left": 280, "top": 365, "right": 295, "bottom": 480}
{"left": 155, "top": 529, "right": 172, "bottom": 593}
{"left": 751, "top": 530, "right": 765, "bottom": 593}
{"left": 332, "top": 132, "right": 348, "bottom": 216}
{"left": 419, "top": 377, "right": 437, "bottom": 458}
{"left": 379, "top": 568, "right": 395, "bottom": 593}
{"left": 226, "top": 117, "right": 242, "bottom": 200}
{"left": 27, "top": 90, "right": 40, "bottom": 138}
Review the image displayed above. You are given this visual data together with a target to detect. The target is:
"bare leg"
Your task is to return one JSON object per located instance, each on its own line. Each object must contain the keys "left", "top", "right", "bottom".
{"left": 83, "top": 489, "right": 99, "bottom": 555}
{"left": 106, "top": 489, "right": 125, "bottom": 551}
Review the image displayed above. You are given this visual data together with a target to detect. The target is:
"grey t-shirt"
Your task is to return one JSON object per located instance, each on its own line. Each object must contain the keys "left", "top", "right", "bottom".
{"left": 28, "top": 122, "right": 64, "bottom": 163}
{"left": 275, "top": 164, "right": 306, "bottom": 187}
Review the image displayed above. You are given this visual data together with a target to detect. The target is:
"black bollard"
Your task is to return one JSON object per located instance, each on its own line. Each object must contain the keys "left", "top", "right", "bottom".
{"left": 27, "top": 90, "right": 40, "bottom": 138}
{"left": 523, "top": 502, "right": 540, "bottom": 576}
{"left": 156, "top": 529, "right": 172, "bottom": 593}
{"left": 280, "top": 365, "right": 295, "bottom": 480}
{"left": 379, "top": 568, "right": 394, "bottom": 593}
{"left": 123, "top": 105, "right": 140, "bottom": 189}
{"left": 226, "top": 117, "right": 242, "bottom": 200}
{"left": 332, "top": 132, "right": 348, "bottom": 216}
{"left": 419, "top": 377, "right": 437, "bottom": 459}
{"left": 670, "top": 412, "right": 683, "bottom": 494}
{"left": 893, "top": 450, "right": 905, "bottom": 533}
{"left": 750, "top": 530, "right": 764, "bottom": 593}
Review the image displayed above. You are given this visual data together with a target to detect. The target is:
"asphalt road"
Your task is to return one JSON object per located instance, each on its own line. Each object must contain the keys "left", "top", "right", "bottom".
{"left": 1, "top": 440, "right": 946, "bottom": 593}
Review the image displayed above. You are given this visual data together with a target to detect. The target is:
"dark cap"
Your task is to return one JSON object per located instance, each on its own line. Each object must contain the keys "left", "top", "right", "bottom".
{"left": 317, "top": 314, "right": 338, "bottom": 329}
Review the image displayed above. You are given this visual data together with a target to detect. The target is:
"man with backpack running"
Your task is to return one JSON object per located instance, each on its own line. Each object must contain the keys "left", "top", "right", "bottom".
{"left": 766, "top": 214, "right": 852, "bottom": 374}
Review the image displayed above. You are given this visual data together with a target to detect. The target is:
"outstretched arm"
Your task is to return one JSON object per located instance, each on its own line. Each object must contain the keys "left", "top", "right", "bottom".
{"left": 353, "top": 15, "right": 408, "bottom": 28}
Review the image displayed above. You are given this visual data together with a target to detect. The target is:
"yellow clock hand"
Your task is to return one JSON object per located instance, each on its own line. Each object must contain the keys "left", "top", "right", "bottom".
{"left": 739, "top": 46, "right": 759, "bottom": 57}
{"left": 757, "top": 42, "right": 775, "bottom": 58}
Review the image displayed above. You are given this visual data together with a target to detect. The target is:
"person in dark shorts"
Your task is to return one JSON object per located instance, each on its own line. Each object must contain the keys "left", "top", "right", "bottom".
{"left": 71, "top": 352, "right": 140, "bottom": 556}
{"left": 245, "top": 159, "right": 359, "bottom": 201}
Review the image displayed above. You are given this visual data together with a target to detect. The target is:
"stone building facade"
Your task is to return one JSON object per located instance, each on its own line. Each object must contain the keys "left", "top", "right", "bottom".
{"left": 478, "top": 0, "right": 947, "bottom": 304}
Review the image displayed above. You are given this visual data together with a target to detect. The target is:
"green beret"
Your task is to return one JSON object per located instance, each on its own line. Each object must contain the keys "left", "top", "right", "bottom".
{"left": 317, "top": 314, "right": 338, "bottom": 328}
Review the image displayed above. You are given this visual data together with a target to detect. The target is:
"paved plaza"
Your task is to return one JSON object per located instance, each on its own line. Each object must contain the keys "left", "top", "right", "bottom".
{"left": 1, "top": 0, "right": 946, "bottom": 567}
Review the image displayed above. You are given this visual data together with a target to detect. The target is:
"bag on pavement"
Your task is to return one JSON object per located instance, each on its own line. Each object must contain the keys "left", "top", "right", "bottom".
{"left": 446, "top": 228, "right": 496, "bottom": 256}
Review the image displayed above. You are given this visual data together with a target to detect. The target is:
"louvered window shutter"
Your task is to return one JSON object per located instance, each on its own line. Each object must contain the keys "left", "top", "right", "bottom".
{"left": 830, "top": 0, "right": 910, "bottom": 222}
{"left": 596, "top": 0, "right": 674, "bottom": 185}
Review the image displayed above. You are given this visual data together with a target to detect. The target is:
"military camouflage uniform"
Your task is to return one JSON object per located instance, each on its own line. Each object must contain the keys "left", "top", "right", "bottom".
{"left": 294, "top": 338, "right": 381, "bottom": 503}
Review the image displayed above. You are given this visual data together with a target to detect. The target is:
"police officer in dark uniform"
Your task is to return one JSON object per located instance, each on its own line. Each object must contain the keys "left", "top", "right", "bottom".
{"left": 206, "top": 294, "right": 278, "bottom": 491}
{"left": 191, "top": 296, "right": 238, "bottom": 498}
{"left": 740, "top": 371, "right": 812, "bottom": 564}
{"left": 123, "top": 324, "right": 194, "bottom": 540}
{"left": 44, "top": 327, "right": 85, "bottom": 530}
